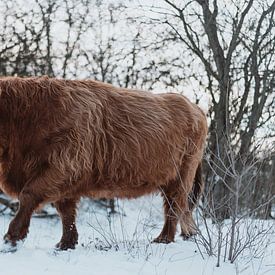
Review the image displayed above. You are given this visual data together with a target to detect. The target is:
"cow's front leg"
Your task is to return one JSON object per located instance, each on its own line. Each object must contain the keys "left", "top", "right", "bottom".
{"left": 3, "top": 189, "right": 43, "bottom": 246}
{"left": 54, "top": 198, "right": 79, "bottom": 250}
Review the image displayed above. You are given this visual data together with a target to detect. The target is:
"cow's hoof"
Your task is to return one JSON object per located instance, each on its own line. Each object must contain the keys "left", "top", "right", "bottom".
{"left": 1, "top": 235, "right": 22, "bottom": 253}
{"left": 180, "top": 232, "right": 196, "bottom": 240}
{"left": 152, "top": 236, "right": 174, "bottom": 244}
{"left": 3, "top": 233, "right": 17, "bottom": 246}
{"left": 55, "top": 240, "right": 77, "bottom": 251}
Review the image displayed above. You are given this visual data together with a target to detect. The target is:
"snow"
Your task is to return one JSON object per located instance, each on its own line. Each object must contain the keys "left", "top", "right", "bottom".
{"left": 0, "top": 196, "right": 274, "bottom": 275}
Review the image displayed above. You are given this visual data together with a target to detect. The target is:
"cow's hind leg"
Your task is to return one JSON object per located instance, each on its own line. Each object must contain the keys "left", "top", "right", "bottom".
{"left": 179, "top": 212, "right": 197, "bottom": 239}
{"left": 153, "top": 180, "right": 186, "bottom": 243}
{"left": 153, "top": 158, "right": 200, "bottom": 243}
{"left": 179, "top": 159, "right": 201, "bottom": 239}
{"left": 54, "top": 198, "right": 79, "bottom": 250}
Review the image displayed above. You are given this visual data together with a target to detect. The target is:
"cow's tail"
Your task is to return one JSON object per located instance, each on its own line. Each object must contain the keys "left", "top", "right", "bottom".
{"left": 188, "top": 162, "right": 204, "bottom": 210}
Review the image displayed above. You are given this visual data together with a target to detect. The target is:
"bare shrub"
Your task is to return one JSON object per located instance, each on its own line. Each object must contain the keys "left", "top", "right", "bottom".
{"left": 194, "top": 142, "right": 275, "bottom": 267}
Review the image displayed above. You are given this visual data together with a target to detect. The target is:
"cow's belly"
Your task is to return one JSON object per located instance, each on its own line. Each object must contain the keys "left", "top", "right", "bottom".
{"left": 86, "top": 182, "right": 160, "bottom": 199}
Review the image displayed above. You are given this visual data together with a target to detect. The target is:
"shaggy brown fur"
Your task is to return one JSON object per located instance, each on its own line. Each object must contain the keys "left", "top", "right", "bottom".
{"left": 0, "top": 76, "right": 207, "bottom": 250}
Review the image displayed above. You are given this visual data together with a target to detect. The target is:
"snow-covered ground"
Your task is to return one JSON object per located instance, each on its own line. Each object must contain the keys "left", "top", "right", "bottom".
{"left": 0, "top": 196, "right": 274, "bottom": 275}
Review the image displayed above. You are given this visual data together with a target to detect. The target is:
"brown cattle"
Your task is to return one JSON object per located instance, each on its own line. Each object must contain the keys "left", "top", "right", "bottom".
{"left": 0, "top": 76, "right": 207, "bottom": 250}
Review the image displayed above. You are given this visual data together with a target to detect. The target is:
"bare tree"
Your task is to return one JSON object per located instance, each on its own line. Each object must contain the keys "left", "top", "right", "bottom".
{"left": 145, "top": 0, "right": 275, "bottom": 219}
{"left": 0, "top": 1, "right": 44, "bottom": 76}
{"left": 35, "top": 0, "right": 58, "bottom": 76}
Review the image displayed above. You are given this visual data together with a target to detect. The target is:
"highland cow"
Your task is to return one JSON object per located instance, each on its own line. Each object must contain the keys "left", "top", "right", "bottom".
{"left": 0, "top": 76, "right": 207, "bottom": 250}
